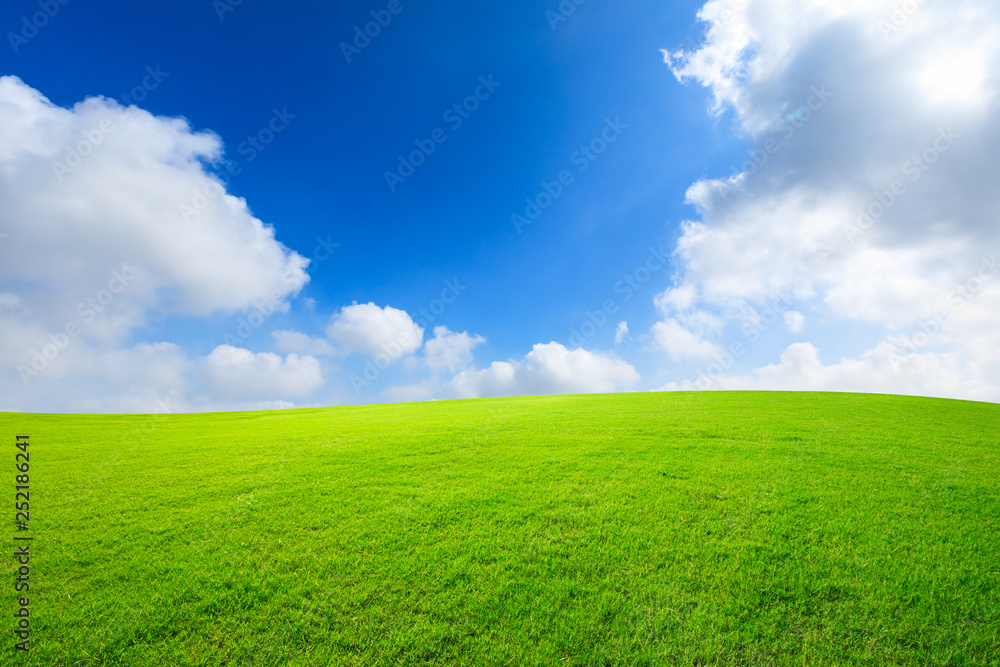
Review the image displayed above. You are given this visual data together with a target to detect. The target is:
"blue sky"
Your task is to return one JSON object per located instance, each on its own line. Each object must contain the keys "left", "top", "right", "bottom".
{"left": 2, "top": 0, "right": 999, "bottom": 411}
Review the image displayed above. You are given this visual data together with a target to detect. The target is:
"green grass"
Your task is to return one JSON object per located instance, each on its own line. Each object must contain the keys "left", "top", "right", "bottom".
{"left": 2, "top": 391, "right": 999, "bottom": 666}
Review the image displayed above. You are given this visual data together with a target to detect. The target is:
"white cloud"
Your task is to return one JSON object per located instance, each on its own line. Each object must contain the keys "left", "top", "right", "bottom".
{"left": 381, "top": 383, "right": 436, "bottom": 403}
{"left": 0, "top": 77, "right": 316, "bottom": 412}
{"left": 0, "top": 76, "right": 309, "bottom": 327}
{"left": 615, "top": 321, "right": 629, "bottom": 343}
{"left": 1, "top": 337, "right": 191, "bottom": 413}
{"left": 447, "top": 343, "right": 640, "bottom": 399}
{"left": 423, "top": 326, "right": 485, "bottom": 373}
{"left": 655, "top": 0, "right": 1000, "bottom": 401}
{"left": 652, "top": 319, "right": 722, "bottom": 360}
{"left": 198, "top": 346, "right": 323, "bottom": 402}
{"left": 326, "top": 302, "right": 423, "bottom": 361}
{"left": 655, "top": 285, "right": 697, "bottom": 312}
{"left": 272, "top": 329, "right": 335, "bottom": 356}
{"left": 660, "top": 341, "right": 998, "bottom": 402}
{"left": 784, "top": 310, "right": 805, "bottom": 333}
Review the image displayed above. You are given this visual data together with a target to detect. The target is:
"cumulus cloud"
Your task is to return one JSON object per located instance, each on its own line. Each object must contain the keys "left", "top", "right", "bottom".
{"left": 655, "top": 0, "right": 1000, "bottom": 401}
{"left": 326, "top": 302, "right": 423, "bottom": 361}
{"left": 423, "top": 326, "right": 485, "bottom": 373}
{"left": 784, "top": 311, "right": 805, "bottom": 333}
{"left": 660, "top": 341, "right": 998, "bottom": 402}
{"left": 615, "top": 321, "right": 629, "bottom": 343}
{"left": 382, "top": 383, "right": 437, "bottom": 403}
{"left": 0, "top": 76, "right": 309, "bottom": 326}
{"left": 447, "top": 343, "right": 640, "bottom": 399}
{"left": 0, "top": 332, "right": 192, "bottom": 413}
{"left": 198, "top": 346, "right": 323, "bottom": 402}
{"left": 0, "top": 77, "right": 315, "bottom": 411}
{"left": 271, "top": 330, "right": 336, "bottom": 356}
{"left": 652, "top": 319, "right": 721, "bottom": 360}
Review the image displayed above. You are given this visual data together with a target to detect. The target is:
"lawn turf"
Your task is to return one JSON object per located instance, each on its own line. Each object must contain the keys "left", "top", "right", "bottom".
{"left": 2, "top": 391, "right": 999, "bottom": 665}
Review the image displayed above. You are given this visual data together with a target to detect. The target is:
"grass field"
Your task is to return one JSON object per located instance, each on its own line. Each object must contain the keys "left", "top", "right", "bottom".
{"left": 2, "top": 391, "right": 999, "bottom": 666}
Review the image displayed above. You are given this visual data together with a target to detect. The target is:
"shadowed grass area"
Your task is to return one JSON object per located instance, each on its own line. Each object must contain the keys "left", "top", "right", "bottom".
{"left": 2, "top": 391, "right": 999, "bottom": 665}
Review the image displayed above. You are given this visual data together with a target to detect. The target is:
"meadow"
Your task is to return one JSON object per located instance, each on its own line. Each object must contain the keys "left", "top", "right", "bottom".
{"left": 2, "top": 391, "right": 998, "bottom": 666}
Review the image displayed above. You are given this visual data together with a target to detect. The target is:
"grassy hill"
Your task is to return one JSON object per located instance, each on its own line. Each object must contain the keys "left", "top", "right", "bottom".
{"left": 2, "top": 391, "right": 998, "bottom": 666}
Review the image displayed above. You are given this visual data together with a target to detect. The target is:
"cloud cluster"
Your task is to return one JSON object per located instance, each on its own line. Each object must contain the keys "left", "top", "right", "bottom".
{"left": 660, "top": 341, "right": 997, "bottom": 403}
{"left": 288, "top": 314, "right": 636, "bottom": 403}
{"left": 447, "top": 343, "right": 640, "bottom": 399}
{"left": 198, "top": 346, "right": 323, "bottom": 402}
{"left": 326, "top": 302, "right": 424, "bottom": 361}
{"left": 5, "top": 0, "right": 998, "bottom": 411}
{"left": 656, "top": 0, "right": 1000, "bottom": 401}
{"left": 271, "top": 330, "right": 336, "bottom": 356}
{"left": 423, "top": 326, "right": 486, "bottom": 373}
{"left": 0, "top": 76, "right": 310, "bottom": 411}
{"left": 0, "top": 76, "right": 309, "bottom": 324}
